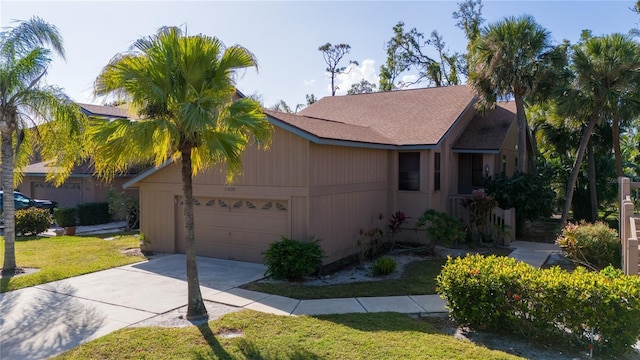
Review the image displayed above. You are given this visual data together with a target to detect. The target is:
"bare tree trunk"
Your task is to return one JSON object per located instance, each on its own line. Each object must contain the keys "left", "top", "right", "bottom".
{"left": 331, "top": 73, "right": 336, "bottom": 96}
{"left": 612, "top": 119, "right": 624, "bottom": 177}
{"left": 515, "top": 94, "right": 528, "bottom": 173}
{"left": 181, "top": 148, "right": 208, "bottom": 320}
{"left": 588, "top": 141, "right": 598, "bottom": 222}
{"left": 561, "top": 114, "right": 598, "bottom": 225}
{"left": 1, "top": 130, "right": 16, "bottom": 272}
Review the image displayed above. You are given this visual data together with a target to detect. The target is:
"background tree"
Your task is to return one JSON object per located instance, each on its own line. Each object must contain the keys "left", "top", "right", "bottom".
{"left": 91, "top": 26, "right": 272, "bottom": 319}
{"left": 294, "top": 93, "right": 318, "bottom": 113}
{"left": 468, "top": 15, "right": 556, "bottom": 173}
{"left": 557, "top": 33, "right": 640, "bottom": 224}
{"left": 453, "top": 0, "right": 484, "bottom": 42}
{"left": 379, "top": 22, "right": 412, "bottom": 91}
{"left": 318, "top": 43, "right": 358, "bottom": 96}
{"left": 347, "top": 79, "right": 377, "bottom": 94}
{"left": 379, "top": 22, "right": 462, "bottom": 89}
{"left": 270, "top": 100, "right": 293, "bottom": 113}
{"left": 0, "top": 17, "right": 86, "bottom": 272}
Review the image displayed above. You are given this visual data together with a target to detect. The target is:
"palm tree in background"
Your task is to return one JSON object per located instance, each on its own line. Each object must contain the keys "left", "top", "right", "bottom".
{"left": 0, "top": 17, "right": 86, "bottom": 272}
{"left": 558, "top": 34, "right": 640, "bottom": 225}
{"left": 91, "top": 26, "right": 272, "bottom": 320}
{"left": 468, "top": 15, "right": 556, "bottom": 173}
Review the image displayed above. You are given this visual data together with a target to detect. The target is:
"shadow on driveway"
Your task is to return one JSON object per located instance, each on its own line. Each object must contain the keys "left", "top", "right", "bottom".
{"left": 126, "top": 254, "right": 267, "bottom": 291}
{"left": 0, "top": 283, "right": 106, "bottom": 360}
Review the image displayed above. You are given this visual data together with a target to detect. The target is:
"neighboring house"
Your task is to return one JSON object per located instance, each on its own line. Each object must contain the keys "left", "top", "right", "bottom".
{"left": 19, "top": 103, "right": 139, "bottom": 208}
{"left": 124, "top": 85, "right": 521, "bottom": 264}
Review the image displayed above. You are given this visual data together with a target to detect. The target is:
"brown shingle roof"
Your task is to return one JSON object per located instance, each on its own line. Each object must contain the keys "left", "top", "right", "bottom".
{"left": 264, "top": 110, "right": 392, "bottom": 145}
{"left": 297, "top": 85, "right": 475, "bottom": 146}
{"left": 78, "top": 103, "right": 129, "bottom": 119}
{"left": 452, "top": 101, "right": 516, "bottom": 151}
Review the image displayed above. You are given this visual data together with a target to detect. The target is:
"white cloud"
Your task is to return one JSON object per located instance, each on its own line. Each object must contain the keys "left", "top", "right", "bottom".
{"left": 329, "top": 58, "right": 379, "bottom": 95}
{"left": 303, "top": 79, "right": 316, "bottom": 87}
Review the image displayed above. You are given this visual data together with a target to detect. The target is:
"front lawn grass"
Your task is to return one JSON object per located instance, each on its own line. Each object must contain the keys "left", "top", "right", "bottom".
{"left": 55, "top": 310, "right": 523, "bottom": 360}
{"left": 242, "top": 257, "right": 447, "bottom": 299}
{"left": 0, "top": 234, "right": 145, "bottom": 292}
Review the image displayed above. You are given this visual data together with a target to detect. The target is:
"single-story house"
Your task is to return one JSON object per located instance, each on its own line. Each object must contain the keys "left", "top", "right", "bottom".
{"left": 19, "top": 103, "right": 139, "bottom": 208}
{"left": 124, "top": 85, "right": 520, "bottom": 264}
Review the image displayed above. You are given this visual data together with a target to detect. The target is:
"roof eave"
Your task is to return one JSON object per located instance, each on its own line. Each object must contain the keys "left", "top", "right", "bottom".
{"left": 123, "top": 159, "right": 174, "bottom": 189}
{"left": 452, "top": 148, "right": 500, "bottom": 154}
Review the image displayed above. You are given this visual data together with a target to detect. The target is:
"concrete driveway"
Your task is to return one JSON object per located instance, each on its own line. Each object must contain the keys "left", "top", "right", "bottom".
{"left": 0, "top": 254, "right": 266, "bottom": 360}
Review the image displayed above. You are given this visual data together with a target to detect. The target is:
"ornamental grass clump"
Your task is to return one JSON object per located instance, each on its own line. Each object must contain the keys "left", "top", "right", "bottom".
{"left": 437, "top": 254, "right": 640, "bottom": 354}
{"left": 372, "top": 256, "right": 397, "bottom": 276}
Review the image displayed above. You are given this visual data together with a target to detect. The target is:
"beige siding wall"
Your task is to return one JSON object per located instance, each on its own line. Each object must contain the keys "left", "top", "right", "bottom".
{"left": 147, "top": 128, "right": 309, "bottom": 188}
{"left": 306, "top": 144, "right": 389, "bottom": 264}
{"left": 139, "top": 190, "right": 175, "bottom": 253}
{"left": 500, "top": 120, "right": 519, "bottom": 176}
{"left": 137, "top": 127, "right": 310, "bottom": 258}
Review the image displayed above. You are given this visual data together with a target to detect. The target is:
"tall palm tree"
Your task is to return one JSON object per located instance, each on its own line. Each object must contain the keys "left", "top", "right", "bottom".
{"left": 91, "top": 27, "right": 271, "bottom": 320}
{"left": 558, "top": 34, "right": 640, "bottom": 225}
{"left": 468, "top": 15, "right": 556, "bottom": 173}
{"left": 0, "top": 17, "right": 86, "bottom": 272}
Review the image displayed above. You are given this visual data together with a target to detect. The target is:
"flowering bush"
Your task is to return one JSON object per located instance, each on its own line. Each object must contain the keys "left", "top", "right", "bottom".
{"left": 555, "top": 221, "right": 620, "bottom": 271}
{"left": 437, "top": 254, "right": 640, "bottom": 354}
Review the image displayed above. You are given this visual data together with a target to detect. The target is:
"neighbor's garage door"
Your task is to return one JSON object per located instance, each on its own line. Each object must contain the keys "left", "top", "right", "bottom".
{"left": 32, "top": 181, "right": 82, "bottom": 208}
{"left": 176, "top": 197, "right": 288, "bottom": 263}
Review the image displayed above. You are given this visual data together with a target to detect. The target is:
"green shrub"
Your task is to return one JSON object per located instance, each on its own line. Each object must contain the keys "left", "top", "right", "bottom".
{"left": 77, "top": 202, "right": 111, "bottom": 225}
{"left": 263, "top": 237, "right": 324, "bottom": 281}
{"left": 53, "top": 207, "right": 77, "bottom": 228}
{"left": 484, "top": 170, "right": 555, "bottom": 234}
{"left": 372, "top": 256, "right": 397, "bottom": 276}
{"left": 15, "top": 208, "right": 52, "bottom": 236}
{"left": 107, "top": 188, "right": 139, "bottom": 230}
{"left": 461, "top": 189, "right": 498, "bottom": 243}
{"left": 415, "top": 209, "right": 465, "bottom": 254}
{"left": 437, "top": 254, "right": 640, "bottom": 354}
{"left": 555, "top": 221, "right": 620, "bottom": 270}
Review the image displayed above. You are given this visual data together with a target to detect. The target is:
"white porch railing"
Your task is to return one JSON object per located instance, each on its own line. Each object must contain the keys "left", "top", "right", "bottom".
{"left": 618, "top": 177, "right": 640, "bottom": 276}
{"left": 449, "top": 195, "right": 515, "bottom": 246}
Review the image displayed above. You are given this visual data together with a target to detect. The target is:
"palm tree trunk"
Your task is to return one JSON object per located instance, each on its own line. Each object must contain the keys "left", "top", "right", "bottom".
{"left": 181, "top": 148, "right": 208, "bottom": 320}
{"left": 515, "top": 94, "right": 528, "bottom": 173}
{"left": 1, "top": 131, "right": 16, "bottom": 271}
{"left": 612, "top": 119, "right": 624, "bottom": 177}
{"left": 561, "top": 114, "right": 598, "bottom": 225}
{"left": 587, "top": 141, "right": 598, "bottom": 222}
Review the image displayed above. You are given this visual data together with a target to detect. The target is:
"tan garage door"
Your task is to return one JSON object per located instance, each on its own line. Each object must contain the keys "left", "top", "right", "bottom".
{"left": 176, "top": 197, "right": 289, "bottom": 263}
{"left": 32, "top": 181, "right": 83, "bottom": 208}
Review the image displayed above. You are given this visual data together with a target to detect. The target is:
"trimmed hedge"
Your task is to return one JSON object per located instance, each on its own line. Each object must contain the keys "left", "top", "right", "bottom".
{"left": 53, "top": 207, "right": 77, "bottom": 228}
{"left": 77, "top": 202, "right": 111, "bottom": 225}
{"left": 437, "top": 254, "right": 640, "bottom": 354}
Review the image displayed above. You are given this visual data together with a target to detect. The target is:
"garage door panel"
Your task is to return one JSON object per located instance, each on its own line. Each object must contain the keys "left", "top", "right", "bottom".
{"left": 177, "top": 196, "right": 289, "bottom": 263}
{"left": 32, "top": 181, "right": 82, "bottom": 208}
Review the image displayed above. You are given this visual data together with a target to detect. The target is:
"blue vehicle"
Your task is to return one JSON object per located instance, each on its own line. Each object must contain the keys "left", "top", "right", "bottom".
{"left": 0, "top": 191, "right": 57, "bottom": 213}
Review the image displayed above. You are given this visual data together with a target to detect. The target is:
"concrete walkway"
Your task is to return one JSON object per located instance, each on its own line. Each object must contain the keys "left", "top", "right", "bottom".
{"left": 0, "top": 240, "right": 560, "bottom": 360}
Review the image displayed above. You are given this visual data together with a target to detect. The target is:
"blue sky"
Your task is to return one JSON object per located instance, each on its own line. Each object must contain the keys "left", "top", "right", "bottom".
{"left": 2, "top": 1, "right": 639, "bottom": 108}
